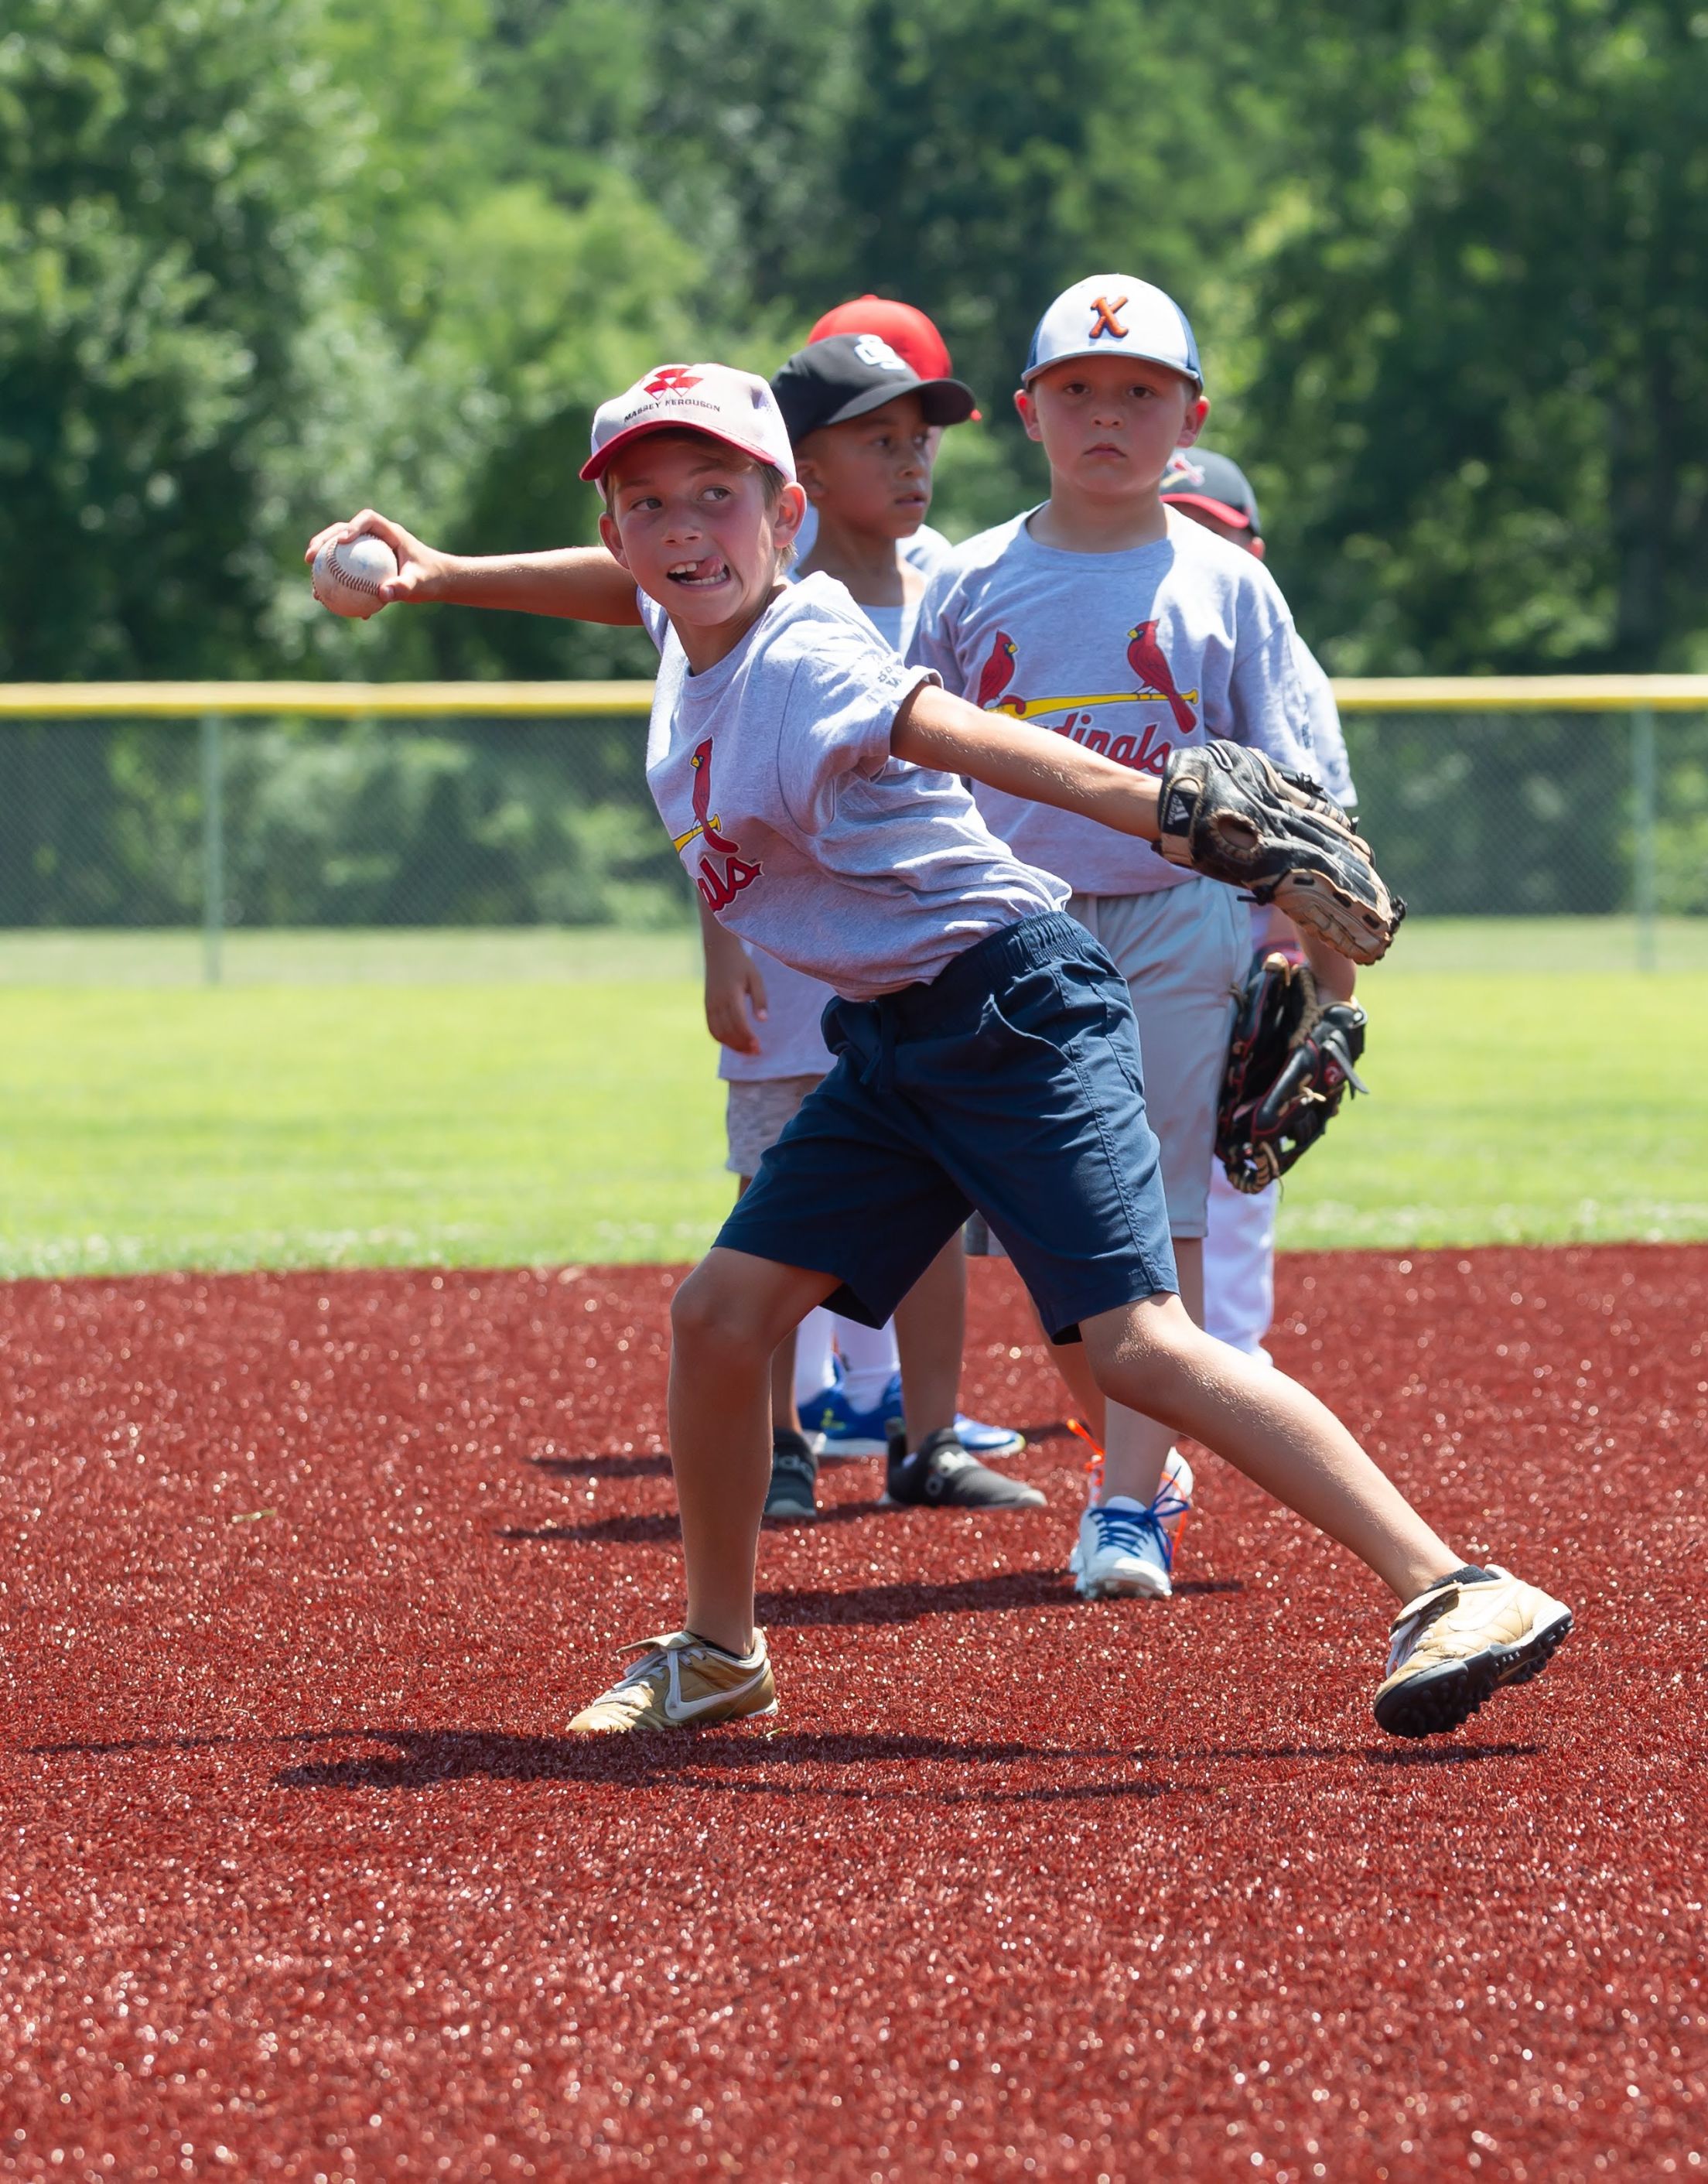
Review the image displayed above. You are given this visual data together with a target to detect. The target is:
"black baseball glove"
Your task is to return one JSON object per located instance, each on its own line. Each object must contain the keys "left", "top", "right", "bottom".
{"left": 1155, "top": 740, "right": 1403, "bottom": 964}
{"left": 1217, "top": 952, "right": 1369, "bottom": 1195}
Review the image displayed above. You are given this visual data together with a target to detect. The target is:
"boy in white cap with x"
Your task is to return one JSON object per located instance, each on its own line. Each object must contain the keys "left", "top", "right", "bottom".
{"left": 911, "top": 276, "right": 1357, "bottom": 1603}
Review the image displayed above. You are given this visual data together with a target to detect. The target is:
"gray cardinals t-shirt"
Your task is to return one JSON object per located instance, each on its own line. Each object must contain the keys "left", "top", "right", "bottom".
{"left": 639, "top": 575, "right": 1066, "bottom": 1003}
{"left": 726, "top": 555, "right": 957, "bottom": 1082}
{"left": 909, "top": 507, "right": 1317, "bottom": 898}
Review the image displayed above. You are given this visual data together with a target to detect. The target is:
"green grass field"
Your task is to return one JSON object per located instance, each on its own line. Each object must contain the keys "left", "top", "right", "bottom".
{"left": 0, "top": 920, "right": 1699, "bottom": 1279}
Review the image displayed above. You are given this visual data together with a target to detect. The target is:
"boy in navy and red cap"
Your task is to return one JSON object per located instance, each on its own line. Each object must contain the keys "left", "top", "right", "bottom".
{"left": 911, "top": 278, "right": 1361, "bottom": 1605}
{"left": 700, "top": 319, "right": 1036, "bottom": 1517}
{"left": 306, "top": 357, "right": 1570, "bottom": 1742}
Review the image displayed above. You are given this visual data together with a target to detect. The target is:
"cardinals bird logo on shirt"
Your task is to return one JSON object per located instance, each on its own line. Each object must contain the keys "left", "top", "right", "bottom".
{"left": 1126, "top": 622, "right": 1197, "bottom": 734}
{"left": 976, "top": 631, "right": 1018, "bottom": 709}
{"left": 671, "top": 739, "right": 761, "bottom": 911}
{"left": 970, "top": 624, "right": 1199, "bottom": 776}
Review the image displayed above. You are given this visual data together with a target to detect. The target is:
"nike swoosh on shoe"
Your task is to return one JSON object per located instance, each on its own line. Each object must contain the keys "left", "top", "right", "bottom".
{"left": 664, "top": 1656, "right": 773, "bottom": 1723}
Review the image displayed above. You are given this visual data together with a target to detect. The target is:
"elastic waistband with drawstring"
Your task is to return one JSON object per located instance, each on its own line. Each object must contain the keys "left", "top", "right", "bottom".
{"left": 842, "top": 913, "right": 1096, "bottom": 1092}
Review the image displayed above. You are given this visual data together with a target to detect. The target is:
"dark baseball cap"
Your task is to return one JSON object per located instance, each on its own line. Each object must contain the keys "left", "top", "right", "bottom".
{"left": 770, "top": 333, "right": 977, "bottom": 447}
{"left": 1160, "top": 447, "right": 1262, "bottom": 535}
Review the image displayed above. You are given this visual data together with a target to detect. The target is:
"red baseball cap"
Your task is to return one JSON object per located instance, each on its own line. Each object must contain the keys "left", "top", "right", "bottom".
{"left": 806, "top": 296, "right": 981, "bottom": 420}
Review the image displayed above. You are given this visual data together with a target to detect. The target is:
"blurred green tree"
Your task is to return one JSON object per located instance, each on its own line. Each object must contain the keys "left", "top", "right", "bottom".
{"left": 14, "top": 0, "right": 1706, "bottom": 682}
{"left": 0, "top": 0, "right": 386, "bottom": 678}
{"left": 1238, "top": 0, "right": 1708, "bottom": 673}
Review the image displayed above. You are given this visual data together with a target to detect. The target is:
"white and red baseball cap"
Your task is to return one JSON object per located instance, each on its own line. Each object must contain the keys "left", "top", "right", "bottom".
{"left": 582, "top": 363, "right": 797, "bottom": 484}
{"left": 1023, "top": 275, "right": 1202, "bottom": 388}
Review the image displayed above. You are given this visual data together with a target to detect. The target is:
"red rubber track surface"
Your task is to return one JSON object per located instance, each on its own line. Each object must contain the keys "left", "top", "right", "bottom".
{"left": 2, "top": 1246, "right": 1704, "bottom": 2182}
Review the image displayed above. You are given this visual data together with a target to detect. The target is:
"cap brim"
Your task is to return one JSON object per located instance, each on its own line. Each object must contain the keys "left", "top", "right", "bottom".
{"left": 581, "top": 419, "right": 790, "bottom": 485}
{"left": 1022, "top": 347, "right": 1202, "bottom": 388}
{"left": 810, "top": 376, "right": 979, "bottom": 433}
{"left": 1162, "top": 490, "right": 1254, "bottom": 529}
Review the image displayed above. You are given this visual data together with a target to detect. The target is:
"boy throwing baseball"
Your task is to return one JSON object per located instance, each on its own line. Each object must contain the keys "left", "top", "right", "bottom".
{"left": 306, "top": 364, "right": 1571, "bottom": 1743}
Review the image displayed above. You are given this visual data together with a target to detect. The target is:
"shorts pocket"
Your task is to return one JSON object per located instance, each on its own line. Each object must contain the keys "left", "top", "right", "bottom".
{"left": 1045, "top": 952, "right": 1146, "bottom": 1095}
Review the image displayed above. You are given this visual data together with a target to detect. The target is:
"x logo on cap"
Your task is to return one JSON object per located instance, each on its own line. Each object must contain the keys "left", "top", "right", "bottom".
{"left": 1088, "top": 295, "right": 1129, "bottom": 340}
{"left": 645, "top": 367, "right": 702, "bottom": 395}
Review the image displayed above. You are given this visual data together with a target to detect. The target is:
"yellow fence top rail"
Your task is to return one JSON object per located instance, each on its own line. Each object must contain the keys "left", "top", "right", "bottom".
{"left": 0, "top": 681, "right": 651, "bottom": 718}
{"left": 0, "top": 674, "right": 1705, "bottom": 719}
{"left": 1331, "top": 675, "right": 1708, "bottom": 711}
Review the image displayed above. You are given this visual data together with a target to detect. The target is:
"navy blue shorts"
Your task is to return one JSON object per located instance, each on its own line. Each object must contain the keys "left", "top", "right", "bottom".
{"left": 716, "top": 912, "right": 1177, "bottom": 1343}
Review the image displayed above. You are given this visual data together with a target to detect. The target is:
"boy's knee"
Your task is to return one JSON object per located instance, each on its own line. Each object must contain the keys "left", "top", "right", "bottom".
{"left": 1085, "top": 1294, "right": 1199, "bottom": 1389}
{"left": 670, "top": 1261, "right": 773, "bottom": 1362}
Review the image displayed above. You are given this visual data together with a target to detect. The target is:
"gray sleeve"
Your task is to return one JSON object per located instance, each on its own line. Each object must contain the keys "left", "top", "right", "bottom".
{"left": 1293, "top": 636, "right": 1357, "bottom": 810}
{"left": 901, "top": 522, "right": 954, "bottom": 576}
{"left": 1226, "top": 608, "right": 1315, "bottom": 776}
{"left": 776, "top": 636, "right": 937, "bottom": 835}
{"left": 636, "top": 590, "right": 670, "bottom": 653}
{"left": 904, "top": 560, "right": 964, "bottom": 690}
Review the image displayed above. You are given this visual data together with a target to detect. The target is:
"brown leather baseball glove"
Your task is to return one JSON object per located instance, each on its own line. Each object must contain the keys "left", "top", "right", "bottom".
{"left": 1217, "top": 952, "right": 1369, "bottom": 1194}
{"left": 1155, "top": 740, "right": 1403, "bottom": 964}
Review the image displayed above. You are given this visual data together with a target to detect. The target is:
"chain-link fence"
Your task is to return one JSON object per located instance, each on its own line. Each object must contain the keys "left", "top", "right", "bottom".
{"left": 1, "top": 683, "right": 1703, "bottom": 976}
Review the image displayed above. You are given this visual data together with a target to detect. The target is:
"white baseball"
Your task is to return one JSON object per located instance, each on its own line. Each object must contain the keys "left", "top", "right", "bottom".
{"left": 312, "top": 534, "right": 398, "bottom": 620}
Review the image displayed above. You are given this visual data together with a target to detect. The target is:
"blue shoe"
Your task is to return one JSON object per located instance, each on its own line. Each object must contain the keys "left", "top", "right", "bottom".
{"left": 800, "top": 1365, "right": 1028, "bottom": 1462}
{"left": 798, "top": 1362, "right": 893, "bottom": 1459}
{"left": 1068, "top": 1451, "right": 1194, "bottom": 1601}
{"left": 952, "top": 1407, "right": 1027, "bottom": 1461}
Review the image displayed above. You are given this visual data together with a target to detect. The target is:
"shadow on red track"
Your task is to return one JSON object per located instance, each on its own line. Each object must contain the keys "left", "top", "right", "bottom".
{"left": 757, "top": 1570, "right": 1242, "bottom": 1622}
{"left": 529, "top": 1451, "right": 674, "bottom": 1478}
{"left": 265, "top": 1727, "right": 1167, "bottom": 1794}
{"left": 496, "top": 1501, "right": 918, "bottom": 1543}
{"left": 19, "top": 1728, "right": 1539, "bottom": 1788}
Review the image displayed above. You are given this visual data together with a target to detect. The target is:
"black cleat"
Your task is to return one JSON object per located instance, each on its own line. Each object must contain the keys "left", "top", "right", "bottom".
{"left": 763, "top": 1428, "right": 819, "bottom": 1522}
{"left": 881, "top": 1426, "right": 1045, "bottom": 1512}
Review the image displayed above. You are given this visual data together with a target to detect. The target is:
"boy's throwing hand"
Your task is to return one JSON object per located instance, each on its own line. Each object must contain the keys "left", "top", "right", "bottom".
{"left": 303, "top": 510, "right": 452, "bottom": 610}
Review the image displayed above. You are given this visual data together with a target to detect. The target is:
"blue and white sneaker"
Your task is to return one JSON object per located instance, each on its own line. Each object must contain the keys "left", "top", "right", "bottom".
{"left": 799, "top": 1363, "right": 894, "bottom": 1459}
{"left": 801, "top": 1363, "right": 1027, "bottom": 1463}
{"left": 1069, "top": 1450, "right": 1194, "bottom": 1601}
{"left": 951, "top": 1401, "right": 1028, "bottom": 1462}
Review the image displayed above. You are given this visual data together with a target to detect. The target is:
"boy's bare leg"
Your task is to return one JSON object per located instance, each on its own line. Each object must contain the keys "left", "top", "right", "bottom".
{"left": 1047, "top": 1331, "right": 1105, "bottom": 1444}
{"left": 1080, "top": 1291, "right": 1457, "bottom": 1601}
{"left": 668, "top": 1246, "right": 840, "bottom": 1653}
{"left": 770, "top": 1331, "right": 804, "bottom": 1436}
{"left": 734, "top": 1174, "right": 806, "bottom": 1438}
{"left": 1100, "top": 1238, "right": 1201, "bottom": 1503}
{"left": 892, "top": 1236, "right": 965, "bottom": 1451}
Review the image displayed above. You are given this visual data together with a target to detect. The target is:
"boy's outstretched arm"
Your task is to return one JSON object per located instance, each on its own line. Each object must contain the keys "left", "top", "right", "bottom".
{"left": 892, "top": 682, "right": 1389, "bottom": 969}
{"left": 304, "top": 511, "right": 642, "bottom": 625}
{"left": 891, "top": 682, "right": 1163, "bottom": 840}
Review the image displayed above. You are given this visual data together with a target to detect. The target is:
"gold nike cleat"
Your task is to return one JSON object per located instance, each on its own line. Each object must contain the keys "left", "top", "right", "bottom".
{"left": 569, "top": 1629, "right": 777, "bottom": 1735}
{"left": 1374, "top": 1566, "right": 1573, "bottom": 1739}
